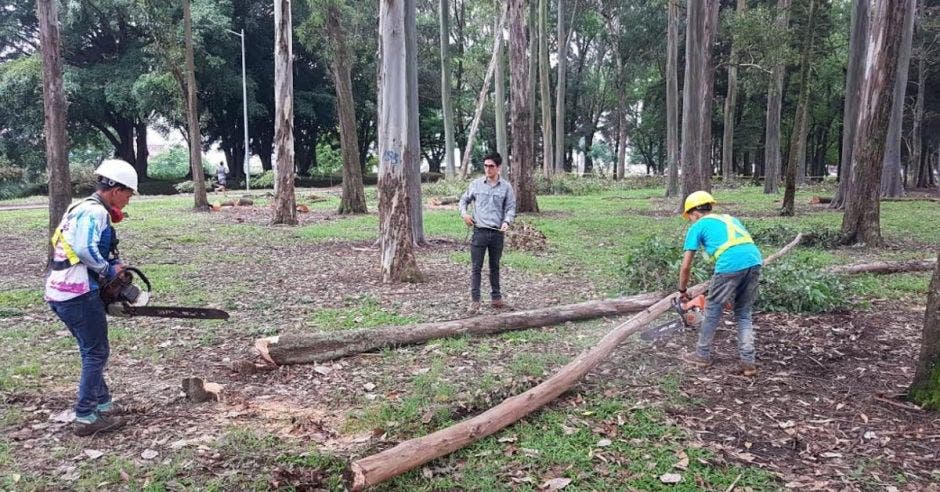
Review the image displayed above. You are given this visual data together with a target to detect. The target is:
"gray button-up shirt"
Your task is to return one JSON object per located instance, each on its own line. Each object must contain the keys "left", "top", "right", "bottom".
{"left": 459, "top": 176, "right": 517, "bottom": 230}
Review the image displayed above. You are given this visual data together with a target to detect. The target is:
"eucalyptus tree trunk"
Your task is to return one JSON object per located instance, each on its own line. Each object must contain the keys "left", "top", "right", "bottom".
{"left": 37, "top": 0, "right": 70, "bottom": 246}
{"left": 553, "top": 0, "right": 567, "bottom": 174}
{"left": 796, "top": 102, "right": 809, "bottom": 185}
{"left": 272, "top": 0, "right": 297, "bottom": 224}
{"left": 721, "top": 0, "right": 746, "bottom": 184}
{"left": 832, "top": 0, "right": 870, "bottom": 208}
{"left": 528, "top": 0, "right": 537, "bottom": 178}
{"left": 881, "top": 0, "right": 916, "bottom": 198}
{"left": 494, "top": 15, "right": 508, "bottom": 164}
{"left": 509, "top": 0, "right": 539, "bottom": 213}
{"left": 910, "top": 8, "right": 926, "bottom": 189}
{"left": 910, "top": 247, "right": 940, "bottom": 410}
{"left": 183, "top": 0, "right": 209, "bottom": 211}
{"left": 439, "top": 0, "right": 456, "bottom": 180}
{"left": 841, "top": 0, "right": 912, "bottom": 246}
{"left": 665, "top": 0, "right": 679, "bottom": 197}
{"left": 378, "top": 0, "right": 423, "bottom": 282}
{"left": 326, "top": 6, "right": 367, "bottom": 214}
{"left": 763, "top": 0, "right": 792, "bottom": 195}
{"left": 782, "top": 0, "right": 817, "bottom": 216}
{"left": 679, "top": 0, "right": 718, "bottom": 204}
{"left": 405, "top": 0, "right": 425, "bottom": 244}
{"left": 539, "top": 0, "right": 553, "bottom": 178}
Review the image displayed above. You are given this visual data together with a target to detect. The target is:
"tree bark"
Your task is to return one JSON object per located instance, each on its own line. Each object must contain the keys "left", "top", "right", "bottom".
{"left": 494, "top": 15, "right": 508, "bottom": 164}
{"left": 272, "top": 0, "right": 297, "bottom": 224}
{"left": 910, "top": 14, "right": 925, "bottom": 189}
{"left": 460, "top": 7, "right": 508, "bottom": 178}
{"left": 134, "top": 118, "right": 149, "bottom": 180}
{"left": 832, "top": 0, "right": 870, "bottom": 209}
{"left": 665, "top": 0, "right": 680, "bottom": 197}
{"left": 880, "top": 0, "right": 916, "bottom": 198}
{"left": 679, "top": 0, "right": 718, "bottom": 206}
{"left": 553, "top": 0, "right": 567, "bottom": 174}
{"left": 782, "top": 0, "right": 817, "bottom": 216}
{"left": 378, "top": 0, "right": 423, "bottom": 283}
{"left": 404, "top": 0, "right": 425, "bottom": 244}
{"left": 539, "top": 0, "right": 554, "bottom": 179}
{"left": 824, "top": 259, "right": 936, "bottom": 275}
{"left": 439, "top": 0, "right": 456, "bottom": 180}
{"left": 722, "top": 0, "right": 746, "bottom": 184}
{"left": 37, "top": 0, "right": 70, "bottom": 249}
{"left": 255, "top": 291, "right": 667, "bottom": 365}
{"left": 763, "top": 0, "right": 792, "bottom": 195}
{"left": 345, "top": 235, "right": 803, "bottom": 491}
{"left": 841, "top": 0, "right": 912, "bottom": 246}
{"left": 509, "top": 0, "right": 539, "bottom": 213}
{"left": 183, "top": 0, "right": 209, "bottom": 211}
{"left": 910, "top": 248, "right": 940, "bottom": 410}
{"left": 326, "top": 6, "right": 367, "bottom": 215}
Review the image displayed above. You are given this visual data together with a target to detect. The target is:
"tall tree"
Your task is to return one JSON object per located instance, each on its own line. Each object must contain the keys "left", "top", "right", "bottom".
{"left": 509, "top": 0, "right": 538, "bottom": 212}
{"left": 320, "top": 3, "right": 367, "bottom": 214}
{"left": 36, "top": 0, "right": 70, "bottom": 244}
{"left": 183, "top": 0, "right": 209, "bottom": 211}
{"left": 553, "top": 0, "right": 567, "bottom": 174}
{"left": 494, "top": 14, "right": 508, "bottom": 164}
{"left": 665, "top": 0, "right": 679, "bottom": 197}
{"left": 538, "top": 0, "right": 553, "bottom": 178}
{"left": 909, "top": 0, "right": 927, "bottom": 189}
{"left": 404, "top": 0, "right": 424, "bottom": 244}
{"left": 910, "top": 247, "right": 940, "bottom": 410}
{"left": 272, "top": 0, "right": 297, "bottom": 224}
{"left": 782, "top": 0, "right": 819, "bottom": 216}
{"left": 763, "top": 0, "right": 792, "bottom": 195}
{"left": 377, "top": 0, "right": 422, "bottom": 282}
{"left": 880, "top": 0, "right": 916, "bottom": 197}
{"left": 841, "top": 0, "right": 912, "bottom": 246}
{"left": 832, "top": 0, "right": 869, "bottom": 208}
{"left": 439, "top": 0, "right": 456, "bottom": 179}
{"left": 721, "top": 0, "right": 747, "bottom": 184}
{"left": 679, "top": 0, "right": 718, "bottom": 204}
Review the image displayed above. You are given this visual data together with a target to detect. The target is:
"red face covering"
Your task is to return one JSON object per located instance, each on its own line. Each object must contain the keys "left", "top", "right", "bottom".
{"left": 109, "top": 207, "right": 124, "bottom": 223}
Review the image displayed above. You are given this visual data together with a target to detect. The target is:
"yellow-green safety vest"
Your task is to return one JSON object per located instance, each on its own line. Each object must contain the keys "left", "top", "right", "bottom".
{"left": 50, "top": 197, "right": 110, "bottom": 267}
{"left": 700, "top": 214, "right": 754, "bottom": 260}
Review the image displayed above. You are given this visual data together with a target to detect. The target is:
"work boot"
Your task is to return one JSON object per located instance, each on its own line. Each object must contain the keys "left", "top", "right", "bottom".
{"left": 739, "top": 362, "right": 758, "bottom": 377}
{"left": 490, "top": 299, "right": 510, "bottom": 310}
{"left": 467, "top": 301, "right": 481, "bottom": 315}
{"left": 72, "top": 414, "right": 125, "bottom": 437}
{"left": 681, "top": 351, "right": 713, "bottom": 368}
{"left": 97, "top": 401, "right": 122, "bottom": 416}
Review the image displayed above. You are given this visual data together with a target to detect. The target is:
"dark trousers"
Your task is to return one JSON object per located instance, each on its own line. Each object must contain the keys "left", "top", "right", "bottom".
{"left": 697, "top": 265, "right": 761, "bottom": 363}
{"left": 470, "top": 227, "right": 504, "bottom": 301}
{"left": 49, "top": 292, "right": 111, "bottom": 417}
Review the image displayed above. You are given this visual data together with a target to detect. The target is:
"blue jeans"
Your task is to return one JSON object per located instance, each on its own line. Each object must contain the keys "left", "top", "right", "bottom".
{"left": 470, "top": 228, "right": 504, "bottom": 302}
{"left": 49, "top": 292, "right": 111, "bottom": 418}
{"left": 696, "top": 265, "right": 761, "bottom": 363}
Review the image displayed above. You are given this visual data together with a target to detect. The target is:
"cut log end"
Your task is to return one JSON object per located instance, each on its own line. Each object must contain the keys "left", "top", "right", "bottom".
{"left": 346, "top": 463, "right": 367, "bottom": 492}
{"left": 255, "top": 335, "right": 279, "bottom": 365}
{"left": 182, "top": 377, "right": 223, "bottom": 403}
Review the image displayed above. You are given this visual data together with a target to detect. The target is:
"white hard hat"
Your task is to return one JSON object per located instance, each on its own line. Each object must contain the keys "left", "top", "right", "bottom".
{"left": 95, "top": 159, "right": 138, "bottom": 192}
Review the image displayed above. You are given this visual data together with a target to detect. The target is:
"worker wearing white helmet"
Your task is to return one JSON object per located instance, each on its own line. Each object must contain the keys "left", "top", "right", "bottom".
{"left": 45, "top": 158, "right": 138, "bottom": 437}
{"left": 677, "top": 191, "right": 763, "bottom": 377}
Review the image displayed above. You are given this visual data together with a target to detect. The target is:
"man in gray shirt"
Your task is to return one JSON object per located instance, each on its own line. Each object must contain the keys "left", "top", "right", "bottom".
{"left": 459, "top": 152, "right": 517, "bottom": 314}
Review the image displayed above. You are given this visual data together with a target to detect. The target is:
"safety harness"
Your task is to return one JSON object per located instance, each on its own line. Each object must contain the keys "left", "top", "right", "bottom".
{"left": 700, "top": 214, "right": 754, "bottom": 260}
{"left": 49, "top": 195, "right": 114, "bottom": 271}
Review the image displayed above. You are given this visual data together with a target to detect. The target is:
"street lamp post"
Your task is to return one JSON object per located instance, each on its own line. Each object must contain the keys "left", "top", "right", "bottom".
{"left": 226, "top": 28, "right": 250, "bottom": 192}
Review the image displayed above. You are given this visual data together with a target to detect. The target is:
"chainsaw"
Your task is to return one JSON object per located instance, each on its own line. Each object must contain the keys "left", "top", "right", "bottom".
{"left": 100, "top": 267, "right": 229, "bottom": 320}
{"left": 639, "top": 294, "right": 706, "bottom": 341}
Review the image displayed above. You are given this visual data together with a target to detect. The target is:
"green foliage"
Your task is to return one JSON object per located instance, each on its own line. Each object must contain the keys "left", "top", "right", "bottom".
{"left": 313, "top": 143, "right": 343, "bottom": 176}
{"left": 250, "top": 170, "right": 276, "bottom": 189}
{"left": 749, "top": 222, "right": 843, "bottom": 248}
{"left": 423, "top": 177, "right": 471, "bottom": 198}
{"left": 535, "top": 175, "right": 631, "bottom": 196}
{"left": 757, "top": 258, "right": 849, "bottom": 313}
{"left": 618, "top": 237, "right": 712, "bottom": 294}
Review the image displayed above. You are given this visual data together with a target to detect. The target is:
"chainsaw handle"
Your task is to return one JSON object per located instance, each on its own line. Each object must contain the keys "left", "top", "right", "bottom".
{"left": 123, "top": 267, "right": 152, "bottom": 293}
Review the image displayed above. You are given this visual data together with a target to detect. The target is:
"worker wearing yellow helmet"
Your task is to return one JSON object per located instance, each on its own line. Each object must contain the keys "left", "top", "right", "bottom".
{"left": 677, "top": 190, "right": 763, "bottom": 377}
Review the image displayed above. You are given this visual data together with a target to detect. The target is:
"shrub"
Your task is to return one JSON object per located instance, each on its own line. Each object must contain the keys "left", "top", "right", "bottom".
{"left": 618, "top": 237, "right": 712, "bottom": 294}
{"left": 757, "top": 258, "right": 849, "bottom": 313}
{"left": 250, "top": 170, "right": 276, "bottom": 189}
{"left": 749, "top": 223, "right": 842, "bottom": 248}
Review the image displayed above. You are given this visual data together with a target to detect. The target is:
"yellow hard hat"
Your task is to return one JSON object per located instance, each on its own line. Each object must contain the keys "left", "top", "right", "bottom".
{"left": 682, "top": 191, "right": 716, "bottom": 220}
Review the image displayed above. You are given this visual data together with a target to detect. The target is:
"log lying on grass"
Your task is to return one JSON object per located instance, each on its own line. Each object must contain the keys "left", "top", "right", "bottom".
{"left": 345, "top": 234, "right": 803, "bottom": 490}
{"left": 811, "top": 195, "right": 939, "bottom": 204}
{"left": 824, "top": 259, "right": 936, "bottom": 275}
{"left": 255, "top": 291, "right": 667, "bottom": 365}
{"left": 429, "top": 196, "right": 460, "bottom": 206}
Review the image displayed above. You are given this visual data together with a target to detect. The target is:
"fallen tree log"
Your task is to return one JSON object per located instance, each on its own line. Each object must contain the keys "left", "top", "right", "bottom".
{"left": 345, "top": 234, "right": 803, "bottom": 490}
{"left": 429, "top": 196, "right": 460, "bottom": 206}
{"left": 824, "top": 259, "right": 936, "bottom": 275}
{"left": 811, "top": 195, "right": 939, "bottom": 204}
{"left": 255, "top": 291, "right": 667, "bottom": 365}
